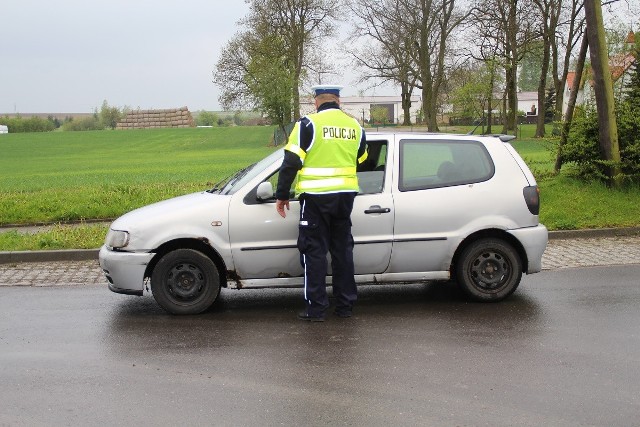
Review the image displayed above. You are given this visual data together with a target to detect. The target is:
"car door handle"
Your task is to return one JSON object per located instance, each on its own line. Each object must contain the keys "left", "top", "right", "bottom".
{"left": 364, "top": 205, "right": 391, "bottom": 214}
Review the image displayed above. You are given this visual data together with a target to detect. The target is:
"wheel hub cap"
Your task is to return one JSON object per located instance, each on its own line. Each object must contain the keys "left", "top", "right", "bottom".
{"left": 471, "top": 252, "right": 508, "bottom": 290}
{"left": 167, "top": 263, "right": 205, "bottom": 301}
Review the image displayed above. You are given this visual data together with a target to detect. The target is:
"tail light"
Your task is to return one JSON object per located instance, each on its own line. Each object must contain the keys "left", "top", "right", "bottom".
{"left": 523, "top": 185, "right": 540, "bottom": 215}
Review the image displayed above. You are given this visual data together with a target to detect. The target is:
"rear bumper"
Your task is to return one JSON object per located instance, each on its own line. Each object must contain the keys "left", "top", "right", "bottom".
{"left": 99, "top": 245, "right": 155, "bottom": 294}
{"left": 508, "top": 224, "right": 548, "bottom": 274}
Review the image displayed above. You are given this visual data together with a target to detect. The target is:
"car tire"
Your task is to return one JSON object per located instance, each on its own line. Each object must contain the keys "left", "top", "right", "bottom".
{"left": 151, "top": 249, "right": 221, "bottom": 315}
{"left": 455, "top": 238, "right": 522, "bottom": 302}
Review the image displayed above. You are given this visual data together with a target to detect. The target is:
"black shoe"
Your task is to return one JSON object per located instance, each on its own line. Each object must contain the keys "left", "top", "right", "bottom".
{"left": 334, "top": 310, "right": 352, "bottom": 318}
{"left": 297, "top": 311, "right": 325, "bottom": 322}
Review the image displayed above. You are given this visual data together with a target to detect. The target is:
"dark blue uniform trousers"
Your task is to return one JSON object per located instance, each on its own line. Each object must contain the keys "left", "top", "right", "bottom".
{"left": 298, "top": 192, "right": 357, "bottom": 317}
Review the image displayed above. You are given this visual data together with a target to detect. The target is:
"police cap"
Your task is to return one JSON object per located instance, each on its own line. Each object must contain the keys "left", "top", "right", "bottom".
{"left": 311, "top": 84, "right": 343, "bottom": 97}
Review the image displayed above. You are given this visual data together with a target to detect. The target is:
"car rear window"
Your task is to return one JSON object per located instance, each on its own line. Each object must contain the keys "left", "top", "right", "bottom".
{"left": 399, "top": 139, "right": 494, "bottom": 191}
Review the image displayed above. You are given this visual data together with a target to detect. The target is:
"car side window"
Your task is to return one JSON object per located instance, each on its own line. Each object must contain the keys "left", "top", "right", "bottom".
{"left": 399, "top": 139, "right": 494, "bottom": 192}
{"left": 357, "top": 140, "right": 388, "bottom": 195}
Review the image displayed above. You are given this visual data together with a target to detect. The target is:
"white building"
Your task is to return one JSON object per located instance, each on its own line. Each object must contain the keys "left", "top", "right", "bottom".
{"left": 516, "top": 91, "right": 539, "bottom": 116}
{"left": 300, "top": 95, "right": 422, "bottom": 125}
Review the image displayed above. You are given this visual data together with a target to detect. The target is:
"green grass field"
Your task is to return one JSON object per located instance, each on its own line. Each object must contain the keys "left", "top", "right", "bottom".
{"left": 0, "top": 127, "right": 275, "bottom": 225}
{"left": 0, "top": 124, "right": 638, "bottom": 251}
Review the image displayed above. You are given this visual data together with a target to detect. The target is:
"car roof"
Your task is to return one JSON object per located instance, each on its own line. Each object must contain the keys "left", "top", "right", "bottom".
{"left": 366, "top": 131, "right": 516, "bottom": 143}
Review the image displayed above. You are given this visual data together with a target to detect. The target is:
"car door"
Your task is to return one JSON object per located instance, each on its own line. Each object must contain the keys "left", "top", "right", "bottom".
{"left": 389, "top": 136, "right": 497, "bottom": 274}
{"left": 228, "top": 139, "right": 394, "bottom": 279}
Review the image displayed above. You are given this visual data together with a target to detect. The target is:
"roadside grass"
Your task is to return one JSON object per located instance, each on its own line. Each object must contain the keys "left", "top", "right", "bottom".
{"left": 0, "top": 224, "right": 108, "bottom": 251}
{"left": 1, "top": 124, "right": 639, "bottom": 251}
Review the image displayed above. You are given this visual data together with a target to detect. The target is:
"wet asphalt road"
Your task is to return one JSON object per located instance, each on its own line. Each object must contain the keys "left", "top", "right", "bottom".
{"left": 1, "top": 265, "right": 639, "bottom": 426}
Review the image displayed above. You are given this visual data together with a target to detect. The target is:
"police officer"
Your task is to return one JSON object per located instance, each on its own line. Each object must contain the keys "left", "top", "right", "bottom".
{"left": 275, "top": 84, "right": 367, "bottom": 322}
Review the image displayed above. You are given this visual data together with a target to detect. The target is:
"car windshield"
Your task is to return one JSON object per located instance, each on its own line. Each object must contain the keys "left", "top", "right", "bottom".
{"left": 208, "top": 149, "right": 284, "bottom": 195}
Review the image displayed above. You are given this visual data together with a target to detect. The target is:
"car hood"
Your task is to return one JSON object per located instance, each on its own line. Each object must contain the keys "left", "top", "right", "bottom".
{"left": 110, "top": 191, "right": 231, "bottom": 250}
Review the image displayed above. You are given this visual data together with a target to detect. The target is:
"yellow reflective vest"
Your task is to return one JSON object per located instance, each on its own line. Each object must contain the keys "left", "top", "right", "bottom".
{"left": 285, "top": 109, "right": 367, "bottom": 195}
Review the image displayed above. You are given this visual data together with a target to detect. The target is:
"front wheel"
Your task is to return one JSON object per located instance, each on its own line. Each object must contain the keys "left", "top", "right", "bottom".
{"left": 151, "top": 249, "right": 221, "bottom": 314}
{"left": 455, "top": 238, "right": 522, "bottom": 302}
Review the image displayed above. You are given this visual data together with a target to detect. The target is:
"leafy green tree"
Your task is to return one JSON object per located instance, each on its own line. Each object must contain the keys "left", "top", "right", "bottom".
{"left": 519, "top": 42, "right": 545, "bottom": 92}
{"left": 544, "top": 86, "right": 556, "bottom": 124}
{"left": 99, "top": 100, "right": 122, "bottom": 129}
{"left": 451, "top": 63, "right": 493, "bottom": 126}
{"left": 214, "top": 0, "right": 339, "bottom": 133}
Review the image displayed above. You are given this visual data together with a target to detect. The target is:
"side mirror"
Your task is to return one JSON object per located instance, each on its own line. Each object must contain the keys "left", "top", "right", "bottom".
{"left": 256, "top": 181, "right": 275, "bottom": 201}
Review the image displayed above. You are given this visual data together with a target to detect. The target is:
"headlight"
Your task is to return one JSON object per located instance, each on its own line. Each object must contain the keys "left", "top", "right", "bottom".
{"left": 105, "top": 229, "right": 130, "bottom": 249}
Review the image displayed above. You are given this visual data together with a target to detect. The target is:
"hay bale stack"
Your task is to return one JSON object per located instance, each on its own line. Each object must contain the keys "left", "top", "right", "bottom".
{"left": 116, "top": 106, "right": 195, "bottom": 129}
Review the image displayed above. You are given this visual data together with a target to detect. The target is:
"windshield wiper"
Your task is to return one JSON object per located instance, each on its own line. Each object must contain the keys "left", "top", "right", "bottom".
{"left": 207, "top": 163, "right": 255, "bottom": 194}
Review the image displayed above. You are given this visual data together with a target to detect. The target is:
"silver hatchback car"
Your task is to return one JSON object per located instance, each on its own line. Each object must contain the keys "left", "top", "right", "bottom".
{"left": 99, "top": 132, "right": 547, "bottom": 314}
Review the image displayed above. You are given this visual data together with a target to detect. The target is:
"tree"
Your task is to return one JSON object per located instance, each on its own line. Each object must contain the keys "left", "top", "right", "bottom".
{"left": 532, "top": 0, "right": 562, "bottom": 137}
{"left": 544, "top": 86, "right": 556, "bottom": 123}
{"left": 350, "top": 0, "right": 469, "bottom": 131}
{"left": 214, "top": 0, "right": 338, "bottom": 132}
{"left": 370, "top": 105, "right": 389, "bottom": 125}
{"left": 406, "top": 0, "right": 470, "bottom": 132}
{"left": 519, "top": 41, "right": 546, "bottom": 91}
{"left": 551, "top": 0, "right": 585, "bottom": 122}
{"left": 555, "top": 31, "right": 588, "bottom": 172}
{"left": 471, "top": 0, "right": 539, "bottom": 134}
{"left": 99, "top": 100, "right": 123, "bottom": 129}
{"left": 348, "top": 0, "right": 417, "bottom": 125}
{"left": 584, "top": 0, "right": 621, "bottom": 186}
{"left": 451, "top": 61, "right": 493, "bottom": 128}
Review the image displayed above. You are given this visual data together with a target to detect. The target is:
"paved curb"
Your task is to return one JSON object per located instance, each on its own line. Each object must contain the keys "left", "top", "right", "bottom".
{"left": 1, "top": 227, "right": 639, "bottom": 264}
{"left": 547, "top": 226, "right": 640, "bottom": 240}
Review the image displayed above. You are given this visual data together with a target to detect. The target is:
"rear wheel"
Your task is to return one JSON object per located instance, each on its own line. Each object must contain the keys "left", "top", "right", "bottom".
{"left": 455, "top": 238, "right": 522, "bottom": 302}
{"left": 151, "top": 249, "right": 221, "bottom": 314}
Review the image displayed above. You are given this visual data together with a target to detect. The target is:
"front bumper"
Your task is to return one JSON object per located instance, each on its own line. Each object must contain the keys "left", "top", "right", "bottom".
{"left": 99, "top": 245, "right": 155, "bottom": 295}
{"left": 508, "top": 224, "right": 548, "bottom": 274}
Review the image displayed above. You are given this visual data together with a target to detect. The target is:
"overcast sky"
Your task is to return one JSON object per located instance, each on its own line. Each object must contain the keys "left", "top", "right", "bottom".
{"left": 2, "top": 1, "right": 635, "bottom": 114}
{"left": 0, "top": 0, "right": 251, "bottom": 113}
{"left": 0, "top": 0, "right": 389, "bottom": 114}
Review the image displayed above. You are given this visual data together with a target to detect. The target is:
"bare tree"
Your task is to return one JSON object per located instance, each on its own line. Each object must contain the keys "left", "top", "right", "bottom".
{"left": 348, "top": 0, "right": 417, "bottom": 125}
{"left": 404, "top": 0, "right": 471, "bottom": 131}
{"left": 555, "top": 32, "right": 588, "bottom": 172}
{"left": 532, "top": 0, "right": 562, "bottom": 137}
{"left": 552, "top": 0, "right": 585, "bottom": 121}
{"left": 467, "top": 8, "right": 507, "bottom": 133}
{"left": 471, "top": 0, "right": 539, "bottom": 134}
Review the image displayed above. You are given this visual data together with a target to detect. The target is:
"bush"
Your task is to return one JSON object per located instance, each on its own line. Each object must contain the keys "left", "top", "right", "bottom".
{"left": 0, "top": 116, "right": 56, "bottom": 133}
{"left": 562, "top": 105, "right": 640, "bottom": 183}
{"left": 62, "top": 115, "right": 104, "bottom": 131}
{"left": 195, "top": 111, "right": 219, "bottom": 127}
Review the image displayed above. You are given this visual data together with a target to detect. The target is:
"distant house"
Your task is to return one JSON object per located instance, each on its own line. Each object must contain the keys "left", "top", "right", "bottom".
{"left": 300, "top": 95, "right": 422, "bottom": 124}
{"left": 516, "top": 91, "right": 539, "bottom": 116}
{"left": 562, "top": 31, "right": 637, "bottom": 117}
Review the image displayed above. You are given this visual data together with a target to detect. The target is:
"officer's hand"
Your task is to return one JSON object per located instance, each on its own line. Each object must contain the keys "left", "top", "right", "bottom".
{"left": 276, "top": 199, "right": 289, "bottom": 218}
